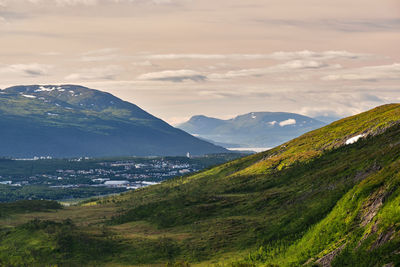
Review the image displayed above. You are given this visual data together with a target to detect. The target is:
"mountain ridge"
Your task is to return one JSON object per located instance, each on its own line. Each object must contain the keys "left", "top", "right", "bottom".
{"left": 178, "top": 111, "right": 326, "bottom": 148}
{"left": 0, "top": 84, "right": 227, "bottom": 158}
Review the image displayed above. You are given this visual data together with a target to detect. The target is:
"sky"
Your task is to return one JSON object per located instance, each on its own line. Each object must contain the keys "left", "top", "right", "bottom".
{"left": 0, "top": 0, "right": 399, "bottom": 125}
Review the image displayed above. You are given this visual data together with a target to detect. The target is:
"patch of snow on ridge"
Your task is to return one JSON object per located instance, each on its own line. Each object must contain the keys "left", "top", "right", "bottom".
{"left": 22, "top": 94, "right": 36, "bottom": 99}
{"left": 268, "top": 121, "right": 277, "bottom": 126}
{"left": 251, "top": 113, "right": 257, "bottom": 119}
{"left": 36, "top": 86, "right": 55, "bottom": 92}
{"left": 346, "top": 134, "right": 364, "bottom": 145}
{"left": 35, "top": 86, "right": 66, "bottom": 92}
{"left": 279, "top": 119, "right": 296, "bottom": 127}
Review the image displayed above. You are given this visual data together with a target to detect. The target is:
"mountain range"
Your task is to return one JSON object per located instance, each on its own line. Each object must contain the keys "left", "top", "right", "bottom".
{"left": 0, "top": 85, "right": 227, "bottom": 158}
{"left": 178, "top": 112, "right": 326, "bottom": 148}
{"left": 1, "top": 104, "right": 400, "bottom": 266}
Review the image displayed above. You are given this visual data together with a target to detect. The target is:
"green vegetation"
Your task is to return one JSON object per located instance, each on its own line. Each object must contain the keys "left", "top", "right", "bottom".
{"left": 0, "top": 200, "right": 62, "bottom": 218}
{"left": 0, "top": 104, "right": 399, "bottom": 266}
{"left": 0, "top": 185, "right": 126, "bottom": 202}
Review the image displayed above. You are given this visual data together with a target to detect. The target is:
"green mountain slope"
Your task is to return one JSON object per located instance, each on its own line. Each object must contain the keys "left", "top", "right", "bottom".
{"left": 0, "top": 85, "right": 227, "bottom": 158}
{"left": 0, "top": 104, "right": 399, "bottom": 267}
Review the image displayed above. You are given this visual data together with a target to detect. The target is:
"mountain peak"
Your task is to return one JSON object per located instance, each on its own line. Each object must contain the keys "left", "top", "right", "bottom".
{"left": 178, "top": 111, "right": 326, "bottom": 148}
{"left": 0, "top": 85, "right": 227, "bottom": 157}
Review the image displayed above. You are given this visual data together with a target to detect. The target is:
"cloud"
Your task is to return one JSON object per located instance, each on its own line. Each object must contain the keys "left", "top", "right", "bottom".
{"left": 64, "top": 65, "right": 122, "bottom": 81}
{"left": 40, "top": 52, "right": 62, "bottom": 56}
{"left": 321, "top": 63, "right": 400, "bottom": 81}
{"left": 268, "top": 51, "right": 371, "bottom": 61}
{"left": 0, "top": 63, "right": 51, "bottom": 76}
{"left": 81, "top": 48, "right": 118, "bottom": 56}
{"left": 137, "top": 69, "right": 207, "bottom": 82}
{"left": 209, "top": 60, "right": 339, "bottom": 80}
{"left": 145, "top": 51, "right": 372, "bottom": 61}
{"left": 78, "top": 48, "right": 119, "bottom": 62}
{"left": 25, "top": 0, "right": 98, "bottom": 6}
{"left": 1, "top": 0, "right": 178, "bottom": 7}
{"left": 254, "top": 19, "right": 400, "bottom": 33}
{"left": 132, "top": 60, "right": 154, "bottom": 67}
{"left": 278, "top": 60, "right": 338, "bottom": 69}
{"left": 133, "top": 59, "right": 341, "bottom": 83}
{"left": 197, "top": 88, "right": 271, "bottom": 99}
{"left": 80, "top": 54, "right": 118, "bottom": 62}
{"left": 279, "top": 118, "right": 296, "bottom": 127}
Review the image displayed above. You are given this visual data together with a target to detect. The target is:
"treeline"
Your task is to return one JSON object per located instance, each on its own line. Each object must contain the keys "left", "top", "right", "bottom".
{"left": 0, "top": 185, "right": 125, "bottom": 202}
{"left": 0, "top": 200, "right": 62, "bottom": 218}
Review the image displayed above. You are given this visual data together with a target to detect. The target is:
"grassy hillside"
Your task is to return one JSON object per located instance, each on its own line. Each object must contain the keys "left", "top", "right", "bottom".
{"left": 0, "top": 104, "right": 399, "bottom": 266}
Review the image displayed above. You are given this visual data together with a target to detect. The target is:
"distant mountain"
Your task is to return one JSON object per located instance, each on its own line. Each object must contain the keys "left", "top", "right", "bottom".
{"left": 313, "top": 114, "right": 343, "bottom": 123}
{"left": 0, "top": 85, "right": 227, "bottom": 158}
{"left": 178, "top": 112, "right": 326, "bottom": 148}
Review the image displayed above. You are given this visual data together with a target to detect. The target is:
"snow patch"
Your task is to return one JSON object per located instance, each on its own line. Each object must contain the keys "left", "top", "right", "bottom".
{"left": 279, "top": 119, "right": 296, "bottom": 127}
{"left": 47, "top": 113, "right": 58, "bottom": 116}
{"left": 22, "top": 94, "right": 36, "bottom": 99}
{"left": 346, "top": 134, "right": 364, "bottom": 145}
{"left": 141, "top": 181, "right": 160, "bottom": 185}
{"left": 35, "top": 86, "right": 66, "bottom": 92}
{"left": 268, "top": 121, "right": 277, "bottom": 126}
{"left": 251, "top": 113, "right": 256, "bottom": 119}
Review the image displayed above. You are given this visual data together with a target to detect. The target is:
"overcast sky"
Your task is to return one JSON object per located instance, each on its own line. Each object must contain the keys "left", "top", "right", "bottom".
{"left": 0, "top": 0, "right": 399, "bottom": 124}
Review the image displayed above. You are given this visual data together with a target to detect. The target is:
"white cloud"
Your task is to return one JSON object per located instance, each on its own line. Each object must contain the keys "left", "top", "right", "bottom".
{"left": 132, "top": 61, "right": 153, "bottom": 67}
{"left": 321, "top": 63, "right": 400, "bottom": 81}
{"left": 268, "top": 50, "right": 372, "bottom": 61}
{"left": 209, "top": 60, "right": 338, "bottom": 80}
{"left": 40, "top": 52, "right": 62, "bottom": 56}
{"left": 55, "top": 0, "right": 98, "bottom": 5}
{"left": 64, "top": 65, "right": 122, "bottom": 81}
{"left": 0, "top": 16, "right": 7, "bottom": 24}
{"left": 81, "top": 48, "right": 118, "bottom": 56}
{"left": 145, "top": 51, "right": 372, "bottom": 61}
{"left": 80, "top": 54, "right": 118, "bottom": 62}
{"left": 0, "top": 63, "right": 51, "bottom": 76}
{"left": 78, "top": 48, "right": 119, "bottom": 62}
{"left": 137, "top": 69, "right": 207, "bottom": 82}
{"left": 279, "top": 119, "right": 296, "bottom": 126}
{"left": 279, "top": 60, "right": 338, "bottom": 69}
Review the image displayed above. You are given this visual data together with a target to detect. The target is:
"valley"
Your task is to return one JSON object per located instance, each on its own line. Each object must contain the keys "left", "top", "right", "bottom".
{"left": 0, "top": 104, "right": 399, "bottom": 266}
{"left": 0, "top": 153, "right": 245, "bottom": 202}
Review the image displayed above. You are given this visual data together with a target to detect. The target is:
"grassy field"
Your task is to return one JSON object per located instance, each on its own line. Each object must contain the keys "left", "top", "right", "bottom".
{"left": 0, "top": 104, "right": 399, "bottom": 266}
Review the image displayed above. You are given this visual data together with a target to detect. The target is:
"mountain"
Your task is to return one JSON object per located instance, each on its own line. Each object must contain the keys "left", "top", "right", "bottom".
{"left": 178, "top": 112, "right": 326, "bottom": 148}
{"left": 1, "top": 104, "right": 400, "bottom": 266}
{"left": 0, "top": 85, "right": 227, "bottom": 158}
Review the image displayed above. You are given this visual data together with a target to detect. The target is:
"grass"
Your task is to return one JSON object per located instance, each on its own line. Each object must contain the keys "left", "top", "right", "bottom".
{"left": 0, "top": 104, "right": 399, "bottom": 266}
